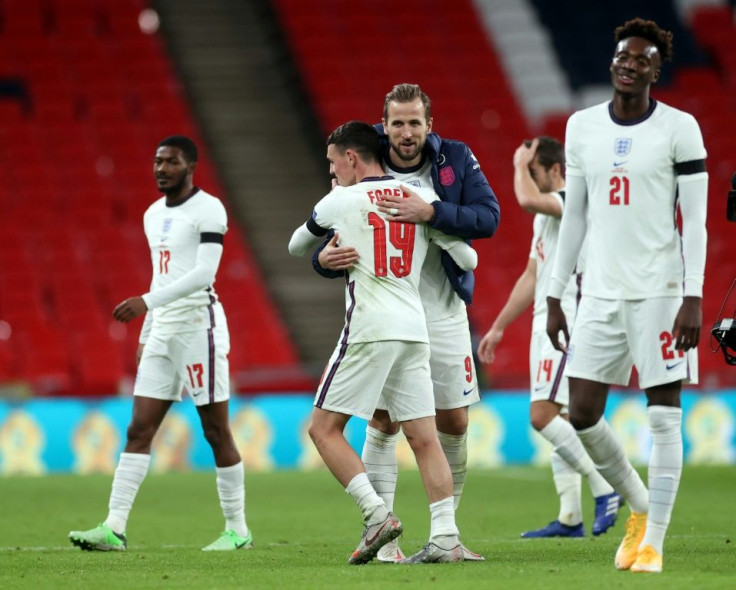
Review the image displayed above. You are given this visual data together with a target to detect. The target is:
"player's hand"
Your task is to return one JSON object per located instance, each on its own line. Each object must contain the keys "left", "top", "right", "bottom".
{"left": 113, "top": 297, "right": 148, "bottom": 323}
{"left": 136, "top": 343, "right": 145, "bottom": 366}
{"left": 377, "top": 184, "right": 435, "bottom": 223}
{"left": 546, "top": 296, "right": 570, "bottom": 353}
{"left": 672, "top": 296, "right": 702, "bottom": 351}
{"left": 317, "top": 233, "right": 359, "bottom": 271}
{"left": 477, "top": 327, "right": 503, "bottom": 364}
{"left": 513, "top": 138, "right": 538, "bottom": 169}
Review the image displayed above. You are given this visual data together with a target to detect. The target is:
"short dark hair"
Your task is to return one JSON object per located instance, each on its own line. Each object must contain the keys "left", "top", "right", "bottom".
{"left": 326, "top": 121, "right": 381, "bottom": 164}
{"left": 382, "top": 83, "right": 432, "bottom": 122}
{"left": 157, "top": 135, "right": 198, "bottom": 163}
{"left": 615, "top": 18, "right": 673, "bottom": 62}
{"left": 525, "top": 136, "right": 565, "bottom": 174}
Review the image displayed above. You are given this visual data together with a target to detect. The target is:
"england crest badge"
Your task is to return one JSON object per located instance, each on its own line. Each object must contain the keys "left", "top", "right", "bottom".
{"left": 614, "top": 137, "right": 632, "bottom": 156}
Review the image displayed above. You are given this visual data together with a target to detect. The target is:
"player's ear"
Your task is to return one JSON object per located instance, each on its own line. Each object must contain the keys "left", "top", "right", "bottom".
{"left": 652, "top": 67, "right": 660, "bottom": 83}
{"left": 189, "top": 160, "right": 198, "bottom": 174}
{"left": 426, "top": 117, "right": 433, "bottom": 134}
{"left": 381, "top": 119, "right": 388, "bottom": 134}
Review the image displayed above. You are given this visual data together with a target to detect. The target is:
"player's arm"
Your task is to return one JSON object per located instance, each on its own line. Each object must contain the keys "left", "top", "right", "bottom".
{"left": 546, "top": 174, "right": 587, "bottom": 352}
{"left": 113, "top": 234, "right": 225, "bottom": 323}
{"left": 430, "top": 145, "right": 500, "bottom": 238}
{"left": 673, "top": 157, "right": 708, "bottom": 351}
{"left": 428, "top": 228, "right": 478, "bottom": 271}
{"left": 289, "top": 215, "right": 329, "bottom": 256}
{"left": 478, "top": 257, "right": 536, "bottom": 364}
{"left": 313, "top": 231, "right": 358, "bottom": 274}
{"left": 514, "top": 139, "right": 563, "bottom": 217}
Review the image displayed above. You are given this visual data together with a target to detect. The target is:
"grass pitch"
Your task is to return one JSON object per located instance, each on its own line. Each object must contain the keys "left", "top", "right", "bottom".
{"left": 0, "top": 466, "right": 733, "bottom": 589}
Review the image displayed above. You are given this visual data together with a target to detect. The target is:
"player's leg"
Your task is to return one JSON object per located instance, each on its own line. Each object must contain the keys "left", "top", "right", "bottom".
{"left": 629, "top": 296, "right": 690, "bottom": 573}
{"left": 629, "top": 382, "right": 682, "bottom": 573}
{"left": 313, "top": 341, "right": 402, "bottom": 564}
{"left": 362, "top": 410, "right": 405, "bottom": 562}
{"left": 380, "top": 341, "right": 462, "bottom": 564}
{"left": 197, "top": 400, "right": 252, "bottom": 550}
{"left": 627, "top": 298, "right": 690, "bottom": 573}
{"left": 527, "top": 331, "right": 621, "bottom": 536}
{"left": 363, "top": 408, "right": 400, "bottom": 514}
{"left": 565, "top": 297, "right": 649, "bottom": 569}
{"left": 426, "top": 312, "right": 483, "bottom": 560}
{"left": 69, "top": 337, "right": 176, "bottom": 551}
{"left": 522, "top": 400, "right": 584, "bottom": 537}
{"left": 310, "top": 407, "right": 401, "bottom": 564}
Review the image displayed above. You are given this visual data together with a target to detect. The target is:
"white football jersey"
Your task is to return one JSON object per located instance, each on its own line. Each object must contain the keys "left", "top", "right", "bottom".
{"left": 565, "top": 100, "right": 707, "bottom": 299}
{"left": 386, "top": 158, "right": 465, "bottom": 320}
{"left": 311, "top": 177, "right": 466, "bottom": 344}
{"left": 143, "top": 188, "right": 227, "bottom": 332}
{"left": 530, "top": 190, "right": 581, "bottom": 332}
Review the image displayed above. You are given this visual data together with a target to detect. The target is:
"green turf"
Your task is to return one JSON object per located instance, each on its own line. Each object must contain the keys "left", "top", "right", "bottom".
{"left": 0, "top": 466, "right": 733, "bottom": 589}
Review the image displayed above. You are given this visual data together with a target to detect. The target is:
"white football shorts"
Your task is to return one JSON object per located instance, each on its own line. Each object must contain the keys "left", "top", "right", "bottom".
{"left": 530, "top": 330, "right": 569, "bottom": 410}
{"left": 315, "top": 340, "right": 435, "bottom": 422}
{"left": 566, "top": 296, "right": 698, "bottom": 389}
{"left": 375, "top": 309, "right": 480, "bottom": 412}
{"left": 134, "top": 315, "right": 231, "bottom": 407}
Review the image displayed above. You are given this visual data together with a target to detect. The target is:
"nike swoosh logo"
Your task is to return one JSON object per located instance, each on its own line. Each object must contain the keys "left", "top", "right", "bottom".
{"left": 365, "top": 521, "right": 390, "bottom": 545}
{"left": 666, "top": 361, "right": 684, "bottom": 370}
{"left": 463, "top": 388, "right": 474, "bottom": 396}
{"left": 613, "top": 160, "right": 627, "bottom": 166}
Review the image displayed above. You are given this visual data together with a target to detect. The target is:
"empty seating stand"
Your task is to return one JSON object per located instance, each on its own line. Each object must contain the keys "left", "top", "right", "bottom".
{"left": 0, "top": 0, "right": 301, "bottom": 396}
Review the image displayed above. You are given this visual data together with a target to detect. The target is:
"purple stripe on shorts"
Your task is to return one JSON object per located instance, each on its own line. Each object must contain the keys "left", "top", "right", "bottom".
{"left": 316, "top": 280, "right": 356, "bottom": 409}
{"left": 207, "top": 327, "right": 215, "bottom": 404}
{"left": 549, "top": 353, "right": 567, "bottom": 403}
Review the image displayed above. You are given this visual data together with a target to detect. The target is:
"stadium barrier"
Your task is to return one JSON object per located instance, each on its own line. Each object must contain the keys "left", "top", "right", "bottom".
{"left": 0, "top": 390, "right": 734, "bottom": 474}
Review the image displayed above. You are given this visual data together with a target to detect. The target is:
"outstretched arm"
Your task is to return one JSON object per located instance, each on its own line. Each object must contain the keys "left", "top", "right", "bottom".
{"left": 429, "top": 228, "right": 477, "bottom": 271}
{"left": 289, "top": 222, "right": 326, "bottom": 257}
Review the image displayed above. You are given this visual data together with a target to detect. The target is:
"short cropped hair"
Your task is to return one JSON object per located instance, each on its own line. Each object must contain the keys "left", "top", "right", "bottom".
{"left": 157, "top": 135, "right": 198, "bottom": 163}
{"left": 615, "top": 18, "right": 673, "bottom": 62}
{"left": 326, "top": 121, "right": 381, "bottom": 164}
{"left": 525, "top": 136, "right": 565, "bottom": 175}
{"left": 382, "top": 83, "right": 432, "bottom": 122}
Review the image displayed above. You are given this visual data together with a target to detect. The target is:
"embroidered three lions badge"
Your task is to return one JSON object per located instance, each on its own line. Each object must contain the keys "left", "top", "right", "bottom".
{"left": 439, "top": 166, "right": 455, "bottom": 186}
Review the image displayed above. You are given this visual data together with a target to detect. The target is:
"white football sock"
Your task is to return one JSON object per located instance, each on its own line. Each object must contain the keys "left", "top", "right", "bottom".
{"left": 361, "top": 426, "right": 399, "bottom": 512}
{"left": 216, "top": 462, "right": 249, "bottom": 538}
{"left": 437, "top": 431, "right": 467, "bottom": 510}
{"left": 345, "top": 472, "right": 388, "bottom": 524}
{"left": 429, "top": 496, "right": 459, "bottom": 542}
{"left": 106, "top": 452, "right": 150, "bottom": 534}
{"left": 550, "top": 450, "right": 582, "bottom": 526}
{"left": 641, "top": 406, "right": 682, "bottom": 554}
{"left": 577, "top": 418, "right": 649, "bottom": 514}
{"left": 540, "top": 415, "right": 614, "bottom": 498}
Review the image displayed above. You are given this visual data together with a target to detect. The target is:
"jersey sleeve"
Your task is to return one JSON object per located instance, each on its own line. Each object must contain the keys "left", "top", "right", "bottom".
{"left": 312, "top": 190, "right": 342, "bottom": 229}
{"left": 197, "top": 197, "right": 228, "bottom": 235}
{"left": 564, "top": 114, "right": 584, "bottom": 178}
{"left": 672, "top": 113, "right": 707, "bottom": 167}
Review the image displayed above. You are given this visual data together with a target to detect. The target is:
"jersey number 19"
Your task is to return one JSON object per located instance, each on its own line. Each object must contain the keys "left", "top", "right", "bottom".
{"left": 368, "top": 213, "right": 416, "bottom": 278}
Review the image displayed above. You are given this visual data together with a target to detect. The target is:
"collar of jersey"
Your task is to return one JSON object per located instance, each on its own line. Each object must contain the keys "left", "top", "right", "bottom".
{"left": 608, "top": 98, "right": 657, "bottom": 126}
{"left": 165, "top": 186, "right": 200, "bottom": 207}
{"left": 382, "top": 149, "right": 428, "bottom": 174}
{"left": 360, "top": 175, "right": 394, "bottom": 183}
